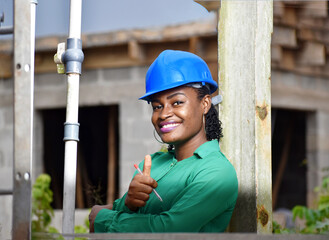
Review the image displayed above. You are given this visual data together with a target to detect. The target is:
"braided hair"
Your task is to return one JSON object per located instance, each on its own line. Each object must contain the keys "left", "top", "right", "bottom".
{"left": 195, "top": 85, "right": 223, "bottom": 142}
{"left": 167, "top": 85, "right": 223, "bottom": 151}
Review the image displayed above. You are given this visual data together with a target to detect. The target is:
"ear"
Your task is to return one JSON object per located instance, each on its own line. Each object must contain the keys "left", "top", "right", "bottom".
{"left": 202, "top": 95, "right": 212, "bottom": 115}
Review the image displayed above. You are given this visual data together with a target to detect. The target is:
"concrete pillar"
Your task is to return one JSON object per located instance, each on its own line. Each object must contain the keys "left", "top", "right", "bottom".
{"left": 218, "top": 0, "right": 273, "bottom": 233}
{"left": 306, "top": 111, "right": 329, "bottom": 208}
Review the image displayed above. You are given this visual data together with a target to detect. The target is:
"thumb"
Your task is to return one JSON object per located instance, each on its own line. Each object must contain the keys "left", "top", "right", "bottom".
{"left": 143, "top": 155, "right": 152, "bottom": 177}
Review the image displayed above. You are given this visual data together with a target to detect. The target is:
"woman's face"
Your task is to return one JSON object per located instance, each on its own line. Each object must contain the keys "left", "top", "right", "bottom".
{"left": 150, "top": 86, "right": 210, "bottom": 147}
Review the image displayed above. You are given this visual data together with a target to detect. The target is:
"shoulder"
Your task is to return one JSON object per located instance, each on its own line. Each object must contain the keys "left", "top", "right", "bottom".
{"left": 195, "top": 151, "right": 238, "bottom": 190}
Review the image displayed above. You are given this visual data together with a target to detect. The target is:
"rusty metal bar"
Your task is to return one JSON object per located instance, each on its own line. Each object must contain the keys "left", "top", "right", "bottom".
{"left": 218, "top": 0, "right": 273, "bottom": 233}
{"left": 12, "top": 0, "right": 37, "bottom": 239}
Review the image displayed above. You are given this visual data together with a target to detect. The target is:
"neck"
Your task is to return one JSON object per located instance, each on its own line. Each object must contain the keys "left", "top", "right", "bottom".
{"left": 174, "top": 133, "right": 207, "bottom": 161}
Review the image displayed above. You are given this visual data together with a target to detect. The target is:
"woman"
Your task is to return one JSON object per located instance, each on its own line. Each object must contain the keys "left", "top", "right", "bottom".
{"left": 89, "top": 50, "right": 238, "bottom": 232}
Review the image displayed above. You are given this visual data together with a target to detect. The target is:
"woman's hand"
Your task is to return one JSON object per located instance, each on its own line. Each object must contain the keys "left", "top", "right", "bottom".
{"left": 125, "top": 155, "right": 158, "bottom": 211}
{"left": 89, "top": 204, "right": 113, "bottom": 233}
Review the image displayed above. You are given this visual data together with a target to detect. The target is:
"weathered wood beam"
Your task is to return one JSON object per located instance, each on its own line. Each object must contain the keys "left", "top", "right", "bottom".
{"left": 297, "top": 42, "right": 325, "bottom": 66}
{"left": 282, "top": 6, "right": 297, "bottom": 27}
{"left": 128, "top": 40, "right": 145, "bottom": 61}
{"left": 298, "top": 1, "right": 328, "bottom": 18}
{"left": 218, "top": 0, "right": 272, "bottom": 233}
{"left": 271, "top": 45, "right": 282, "bottom": 62}
{"left": 273, "top": 1, "right": 284, "bottom": 18}
{"left": 272, "top": 26, "right": 297, "bottom": 48}
{"left": 189, "top": 36, "right": 203, "bottom": 55}
{"left": 0, "top": 53, "right": 12, "bottom": 78}
{"left": 298, "top": 18, "right": 329, "bottom": 31}
{"left": 298, "top": 29, "right": 329, "bottom": 45}
{"left": 279, "top": 49, "right": 295, "bottom": 71}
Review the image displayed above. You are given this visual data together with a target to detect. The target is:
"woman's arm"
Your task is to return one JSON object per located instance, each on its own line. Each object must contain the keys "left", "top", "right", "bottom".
{"left": 94, "top": 166, "right": 238, "bottom": 232}
{"left": 89, "top": 204, "right": 113, "bottom": 232}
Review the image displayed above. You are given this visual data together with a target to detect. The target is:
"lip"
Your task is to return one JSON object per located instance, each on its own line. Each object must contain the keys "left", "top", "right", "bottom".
{"left": 159, "top": 121, "right": 181, "bottom": 133}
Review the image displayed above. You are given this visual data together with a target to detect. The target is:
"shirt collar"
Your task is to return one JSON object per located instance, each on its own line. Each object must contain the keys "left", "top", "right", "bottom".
{"left": 194, "top": 140, "right": 220, "bottom": 159}
{"left": 168, "top": 140, "right": 220, "bottom": 160}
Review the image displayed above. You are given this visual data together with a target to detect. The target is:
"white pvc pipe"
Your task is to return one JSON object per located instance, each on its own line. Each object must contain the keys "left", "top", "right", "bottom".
{"left": 62, "top": 0, "right": 82, "bottom": 235}
{"left": 62, "top": 74, "right": 80, "bottom": 234}
{"left": 69, "top": 0, "right": 82, "bottom": 39}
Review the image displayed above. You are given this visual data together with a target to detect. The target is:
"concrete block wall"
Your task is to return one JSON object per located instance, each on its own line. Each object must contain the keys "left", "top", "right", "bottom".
{"left": 306, "top": 111, "right": 329, "bottom": 207}
{"left": 0, "top": 77, "right": 14, "bottom": 240}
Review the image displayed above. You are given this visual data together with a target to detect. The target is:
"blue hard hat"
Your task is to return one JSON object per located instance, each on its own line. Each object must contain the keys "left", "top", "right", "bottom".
{"left": 139, "top": 50, "right": 218, "bottom": 101}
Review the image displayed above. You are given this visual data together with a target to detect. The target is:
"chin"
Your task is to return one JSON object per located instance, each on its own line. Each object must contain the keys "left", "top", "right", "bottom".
{"left": 159, "top": 134, "right": 176, "bottom": 145}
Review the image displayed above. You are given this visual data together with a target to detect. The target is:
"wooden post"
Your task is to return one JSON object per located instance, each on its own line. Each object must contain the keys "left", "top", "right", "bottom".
{"left": 218, "top": 0, "right": 273, "bottom": 233}
{"left": 107, "top": 106, "right": 118, "bottom": 204}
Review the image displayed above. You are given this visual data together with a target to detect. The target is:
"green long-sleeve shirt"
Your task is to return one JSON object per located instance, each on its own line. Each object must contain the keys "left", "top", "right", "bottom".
{"left": 94, "top": 140, "right": 238, "bottom": 233}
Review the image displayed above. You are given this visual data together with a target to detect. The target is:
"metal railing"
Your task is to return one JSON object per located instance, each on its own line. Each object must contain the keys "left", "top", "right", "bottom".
{"left": 31, "top": 232, "right": 329, "bottom": 240}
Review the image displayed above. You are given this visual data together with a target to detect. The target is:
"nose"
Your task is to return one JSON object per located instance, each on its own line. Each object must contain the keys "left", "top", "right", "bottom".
{"left": 159, "top": 104, "right": 173, "bottom": 120}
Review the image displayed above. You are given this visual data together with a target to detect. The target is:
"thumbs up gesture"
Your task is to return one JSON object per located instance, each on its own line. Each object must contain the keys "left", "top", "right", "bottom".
{"left": 125, "top": 155, "right": 158, "bottom": 211}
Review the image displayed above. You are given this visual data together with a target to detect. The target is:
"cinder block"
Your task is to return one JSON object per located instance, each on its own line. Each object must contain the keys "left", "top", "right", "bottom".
{"left": 299, "top": 74, "right": 317, "bottom": 90}
{"left": 0, "top": 167, "right": 13, "bottom": 189}
{"left": 102, "top": 67, "right": 132, "bottom": 82}
{"left": 129, "top": 119, "right": 154, "bottom": 141}
{"left": 306, "top": 112, "right": 317, "bottom": 136}
{"left": 0, "top": 110, "right": 3, "bottom": 130}
{"left": 307, "top": 151, "right": 318, "bottom": 171}
{"left": 0, "top": 196, "right": 12, "bottom": 240}
{"left": 0, "top": 78, "right": 13, "bottom": 93}
{"left": 132, "top": 66, "right": 148, "bottom": 82}
{"left": 0, "top": 129, "right": 13, "bottom": 169}
{"left": 80, "top": 69, "right": 99, "bottom": 84}
{"left": 317, "top": 151, "right": 329, "bottom": 170}
{"left": 35, "top": 73, "right": 66, "bottom": 88}
{"left": 120, "top": 100, "right": 147, "bottom": 120}
{"left": 0, "top": 93, "right": 13, "bottom": 108}
{"left": 3, "top": 107, "right": 13, "bottom": 128}
{"left": 317, "top": 111, "right": 329, "bottom": 136}
{"left": 120, "top": 141, "right": 149, "bottom": 165}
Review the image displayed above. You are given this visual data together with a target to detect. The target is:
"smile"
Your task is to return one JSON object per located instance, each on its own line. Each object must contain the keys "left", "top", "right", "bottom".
{"left": 160, "top": 123, "right": 181, "bottom": 133}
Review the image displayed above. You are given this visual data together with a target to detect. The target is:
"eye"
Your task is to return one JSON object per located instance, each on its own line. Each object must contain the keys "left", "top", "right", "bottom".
{"left": 173, "top": 101, "right": 184, "bottom": 106}
{"left": 152, "top": 104, "right": 162, "bottom": 111}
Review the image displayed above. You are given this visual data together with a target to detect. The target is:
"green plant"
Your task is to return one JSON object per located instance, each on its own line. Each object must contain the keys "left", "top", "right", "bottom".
{"left": 274, "top": 176, "right": 329, "bottom": 234}
{"left": 273, "top": 220, "right": 295, "bottom": 234}
{"left": 32, "top": 173, "right": 89, "bottom": 238}
{"left": 32, "top": 174, "right": 55, "bottom": 232}
{"left": 291, "top": 176, "right": 329, "bottom": 234}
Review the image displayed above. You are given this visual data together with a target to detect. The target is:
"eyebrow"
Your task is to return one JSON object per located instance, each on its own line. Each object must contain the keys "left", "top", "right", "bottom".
{"left": 167, "top": 92, "right": 187, "bottom": 100}
{"left": 151, "top": 92, "right": 187, "bottom": 103}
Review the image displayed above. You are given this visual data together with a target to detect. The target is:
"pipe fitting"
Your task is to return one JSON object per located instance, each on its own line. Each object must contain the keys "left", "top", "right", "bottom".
{"left": 61, "top": 38, "right": 84, "bottom": 74}
{"left": 63, "top": 122, "right": 80, "bottom": 142}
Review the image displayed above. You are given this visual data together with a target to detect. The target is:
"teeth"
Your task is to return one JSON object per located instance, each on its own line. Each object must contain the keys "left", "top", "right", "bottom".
{"left": 161, "top": 123, "right": 180, "bottom": 129}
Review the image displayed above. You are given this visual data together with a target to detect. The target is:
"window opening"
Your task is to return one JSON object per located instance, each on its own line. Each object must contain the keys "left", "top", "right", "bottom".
{"left": 272, "top": 108, "right": 307, "bottom": 210}
{"left": 41, "top": 105, "right": 119, "bottom": 209}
